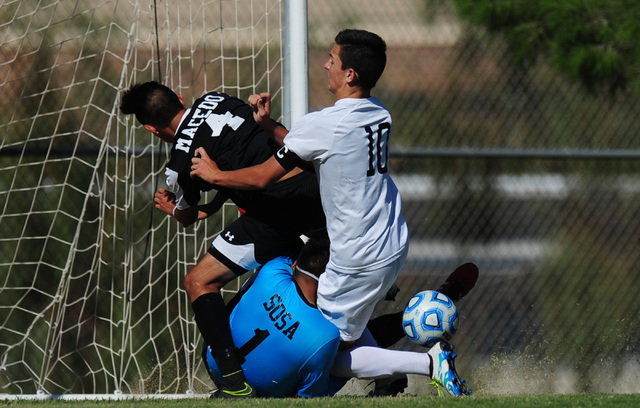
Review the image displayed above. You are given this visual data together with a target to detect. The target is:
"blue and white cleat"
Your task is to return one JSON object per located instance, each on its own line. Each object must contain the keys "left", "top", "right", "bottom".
{"left": 428, "top": 341, "right": 471, "bottom": 396}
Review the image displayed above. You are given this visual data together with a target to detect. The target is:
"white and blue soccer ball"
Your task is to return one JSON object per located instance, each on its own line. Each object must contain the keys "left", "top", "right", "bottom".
{"left": 402, "top": 290, "right": 459, "bottom": 347}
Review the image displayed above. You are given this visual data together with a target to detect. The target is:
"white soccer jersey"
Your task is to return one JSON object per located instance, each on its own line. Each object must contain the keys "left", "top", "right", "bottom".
{"left": 284, "top": 97, "right": 409, "bottom": 272}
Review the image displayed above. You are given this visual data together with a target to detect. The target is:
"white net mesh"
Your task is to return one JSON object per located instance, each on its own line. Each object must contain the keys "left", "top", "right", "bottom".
{"left": 0, "top": 0, "right": 284, "bottom": 395}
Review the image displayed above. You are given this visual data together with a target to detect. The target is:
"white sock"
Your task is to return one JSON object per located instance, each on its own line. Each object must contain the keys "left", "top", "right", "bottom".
{"left": 332, "top": 345, "right": 431, "bottom": 379}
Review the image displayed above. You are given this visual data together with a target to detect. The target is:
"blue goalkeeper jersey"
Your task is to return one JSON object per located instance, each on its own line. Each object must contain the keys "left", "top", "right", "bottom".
{"left": 204, "top": 256, "right": 340, "bottom": 398}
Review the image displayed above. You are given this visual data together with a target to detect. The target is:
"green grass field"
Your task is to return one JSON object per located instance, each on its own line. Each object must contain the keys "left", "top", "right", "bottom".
{"left": 2, "top": 394, "right": 639, "bottom": 408}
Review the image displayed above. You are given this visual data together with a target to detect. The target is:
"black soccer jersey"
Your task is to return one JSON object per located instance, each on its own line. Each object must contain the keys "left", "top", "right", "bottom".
{"left": 165, "top": 92, "right": 325, "bottom": 234}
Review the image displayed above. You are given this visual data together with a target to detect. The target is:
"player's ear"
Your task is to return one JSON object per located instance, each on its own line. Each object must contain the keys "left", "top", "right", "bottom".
{"left": 346, "top": 68, "right": 359, "bottom": 86}
{"left": 291, "top": 260, "right": 298, "bottom": 273}
{"left": 144, "top": 124, "right": 159, "bottom": 135}
{"left": 177, "top": 94, "right": 186, "bottom": 107}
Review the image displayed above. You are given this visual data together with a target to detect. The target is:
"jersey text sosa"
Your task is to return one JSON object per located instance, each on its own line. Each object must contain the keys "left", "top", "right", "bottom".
{"left": 263, "top": 294, "right": 300, "bottom": 340}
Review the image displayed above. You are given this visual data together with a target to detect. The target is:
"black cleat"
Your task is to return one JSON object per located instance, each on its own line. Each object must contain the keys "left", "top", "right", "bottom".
{"left": 436, "top": 263, "right": 479, "bottom": 302}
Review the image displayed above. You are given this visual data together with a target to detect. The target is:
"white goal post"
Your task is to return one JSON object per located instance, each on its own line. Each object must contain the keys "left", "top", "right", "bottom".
{"left": 0, "top": 0, "right": 307, "bottom": 398}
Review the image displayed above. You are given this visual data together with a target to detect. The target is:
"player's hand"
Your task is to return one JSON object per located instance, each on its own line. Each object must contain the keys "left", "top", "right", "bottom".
{"left": 247, "top": 92, "right": 272, "bottom": 125}
{"left": 154, "top": 188, "right": 176, "bottom": 216}
{"left": 190, "top": 147, "right": 219, "bottom": 183}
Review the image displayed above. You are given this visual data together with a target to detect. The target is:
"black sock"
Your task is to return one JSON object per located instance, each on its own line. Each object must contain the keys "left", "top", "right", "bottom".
{"left": 192, "top": 292, "right": 247, "bottom": 390}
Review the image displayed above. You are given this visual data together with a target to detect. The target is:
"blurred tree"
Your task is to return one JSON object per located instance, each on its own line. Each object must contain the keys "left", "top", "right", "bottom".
{"left": 452, "top": 0, "right": 640, "bottom": 93}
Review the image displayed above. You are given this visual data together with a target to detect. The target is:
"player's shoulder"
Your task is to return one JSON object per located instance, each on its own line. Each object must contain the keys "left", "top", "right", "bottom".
{"left": 255, "top": 256, "right": 294, "bottom": 281}
{"left": 329, "top": 97, "right": 388, "bottom": 120}
{"left": 262, "top": 255, "right": 294, "bottom": 269}
{"left": 291, "top": 105, "right": 341, "bottom": 133}
{"left": 194, "top": 91, "right": 250, "bottom": 112}
{"left": 366, "top": 96, "right": 387, "bottom": 109}
{"left": 200, "top": 90, "right": 235, "bottom": 101}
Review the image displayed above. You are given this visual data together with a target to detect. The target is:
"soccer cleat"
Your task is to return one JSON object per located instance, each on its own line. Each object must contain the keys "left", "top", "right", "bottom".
{"left": 211, "top": 382, "right": 256, "bottom": 398}
{"left": 436, "top": 262, "right": 479, "bottom": 302}
{"left": 428, "top": 341, "right": 471, "bottom": 396}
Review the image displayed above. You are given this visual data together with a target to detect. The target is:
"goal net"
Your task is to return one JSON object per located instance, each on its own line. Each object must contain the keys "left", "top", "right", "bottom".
{"left": 0, "top": 0, "right": 295, "bottom": 397}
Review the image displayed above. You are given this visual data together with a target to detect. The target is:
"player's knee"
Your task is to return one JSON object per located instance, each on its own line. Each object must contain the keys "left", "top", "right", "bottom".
{"left": 183, "top": 273, "right": 197, "bottom": 295}
{"left": 183, "top": 274, "right": 207, "bottom": 299}
{"left": 184, "top": 270, "right": 226, "bottom": 297}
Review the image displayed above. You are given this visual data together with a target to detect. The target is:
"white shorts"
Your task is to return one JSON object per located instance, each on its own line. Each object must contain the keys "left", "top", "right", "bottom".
{"left": 317, "top": 247, "right": 408, "bottom": 342}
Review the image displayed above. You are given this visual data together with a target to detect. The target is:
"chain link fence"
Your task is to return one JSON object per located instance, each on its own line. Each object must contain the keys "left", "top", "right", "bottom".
{"left": 305, "top": 0, "right": 640, "bottom": 394}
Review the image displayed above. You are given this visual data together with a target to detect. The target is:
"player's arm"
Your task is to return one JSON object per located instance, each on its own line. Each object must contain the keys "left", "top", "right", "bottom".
{"left": 154, "top": 187, "right": 228, "bottom": 225}
{"left": 190, "top": 146, "right": 299, "bottom": 190}
{"left": 263, "top": 121, "right": 289, "bottom": 147}
{"left": 248, "top": 92, "right": 289, "bottom": 146}
{"left": 197, "top": 190, "right": 229, "bottom": 219}
{"left": 171, "top": 206, "right": 199, "bottom": 228}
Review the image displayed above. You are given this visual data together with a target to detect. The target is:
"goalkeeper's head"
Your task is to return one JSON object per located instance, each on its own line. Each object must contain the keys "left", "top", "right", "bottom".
{"left": 293, "top": 238, "right": 330, "bottom": 283}
{"left": 119, "top": 81, "right": 184, "bottom": 129}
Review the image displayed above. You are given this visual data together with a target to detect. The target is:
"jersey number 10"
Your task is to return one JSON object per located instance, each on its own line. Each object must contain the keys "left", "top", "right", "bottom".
{"left": 366, "top": 123, "right": 390, "bottom": 176}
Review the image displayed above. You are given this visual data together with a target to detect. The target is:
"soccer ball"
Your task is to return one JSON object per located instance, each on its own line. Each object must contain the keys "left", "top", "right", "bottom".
{"left": 402, "top": 290, "right": 459, "bottom": 347}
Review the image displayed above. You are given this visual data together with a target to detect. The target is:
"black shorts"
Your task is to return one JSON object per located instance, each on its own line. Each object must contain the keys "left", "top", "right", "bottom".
{"left": 208, "top": 214, "right": 306, "bottom": 275}
{"left": 208, "top": 171, "right": 326, "bottom": 275}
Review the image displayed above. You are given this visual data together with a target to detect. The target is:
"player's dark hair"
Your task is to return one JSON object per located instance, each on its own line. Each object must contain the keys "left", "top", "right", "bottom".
{"left": 334, "top": 29, "right": 387, "bottom": 90}
{"left": 295, "top": 238, "right": 330, "bottom": 279}
{"left": 119, "top": 81, "right": 183, "bottom": 128}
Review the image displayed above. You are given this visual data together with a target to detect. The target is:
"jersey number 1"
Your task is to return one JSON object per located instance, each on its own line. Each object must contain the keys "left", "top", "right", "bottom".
{"left": 366, "top": 123, "right": 390, "bottom": 176}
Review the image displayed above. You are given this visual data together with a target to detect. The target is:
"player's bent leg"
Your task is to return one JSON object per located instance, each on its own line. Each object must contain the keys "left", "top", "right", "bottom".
{"left": 192, "top": 215, "right": 310, "bottom": 398}
{"left": 184, "top": 253, "right": 238, "bottom": 302}
{"left": 187, "top": 254, "right": 255, "bottom": 398}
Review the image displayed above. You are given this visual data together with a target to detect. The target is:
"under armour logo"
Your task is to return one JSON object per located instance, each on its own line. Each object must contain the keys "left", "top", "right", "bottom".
{"left": 225, "top": 231, "right": 234, "bottom": 241}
